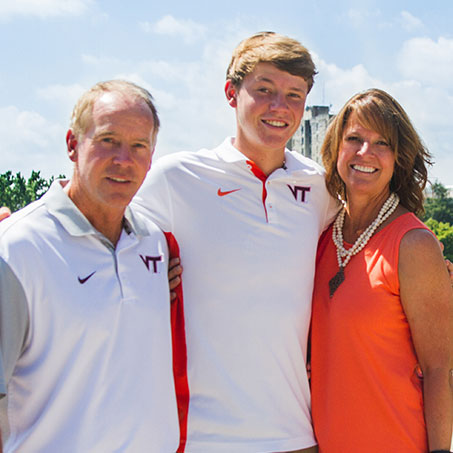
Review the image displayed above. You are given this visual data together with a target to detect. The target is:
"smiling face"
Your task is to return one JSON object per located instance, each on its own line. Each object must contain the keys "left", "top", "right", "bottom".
{"left": 66, "top": 91, "right": 155, "bottom": 220}
{"left": 226, "top": 62, "right": 308, "bottom": 160}
{"left": 337, "top": 112, "right": 395, "bottom": 202}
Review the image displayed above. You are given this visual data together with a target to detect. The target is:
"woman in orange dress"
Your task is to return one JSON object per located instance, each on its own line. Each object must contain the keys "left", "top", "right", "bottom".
{"left": 310, "top": 88, "right": 453, "bottom": 452}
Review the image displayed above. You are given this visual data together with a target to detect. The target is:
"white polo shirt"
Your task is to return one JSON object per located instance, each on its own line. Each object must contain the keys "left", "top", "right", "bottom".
{"left": 0, "top": 181, "right": 179, "bottom": 453}
{"left": 134, "top": 138, "right": 337, "bottom": 452}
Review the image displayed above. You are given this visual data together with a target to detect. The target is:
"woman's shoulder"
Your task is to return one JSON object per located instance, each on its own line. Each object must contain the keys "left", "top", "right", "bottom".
{"left": 380, "top": 207, "right": 429, "bottom": 240}
{"left": 400, "top": 226, "right": 440, "bottom": 256}
{"left": 399, "top": 219, "right": 444, "bottom": 281}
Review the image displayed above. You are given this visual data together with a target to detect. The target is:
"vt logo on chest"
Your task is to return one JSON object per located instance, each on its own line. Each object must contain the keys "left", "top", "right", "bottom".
{"left": 287, "top": 185, "right": 311, "bottom": 203}
{"left": 139, "top": 254, "right": 163, "bottom": 273}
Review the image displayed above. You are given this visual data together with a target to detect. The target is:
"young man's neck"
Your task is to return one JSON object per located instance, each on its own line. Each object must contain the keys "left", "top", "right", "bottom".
{"left": 232, "top": 137, "right": 286, "bottom": 176}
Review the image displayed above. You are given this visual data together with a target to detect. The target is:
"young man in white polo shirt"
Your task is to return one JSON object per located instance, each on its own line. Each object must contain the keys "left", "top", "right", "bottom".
{"left": 0, "top": 80, "right": 179, "bottom": 452}
{"left": 134, "top": 32, "right": 338, "bottom": 453}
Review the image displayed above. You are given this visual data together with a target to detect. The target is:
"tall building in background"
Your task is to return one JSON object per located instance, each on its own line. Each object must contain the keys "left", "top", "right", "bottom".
{"left": 287, "top": 105, "right": 334, "bottom": 166}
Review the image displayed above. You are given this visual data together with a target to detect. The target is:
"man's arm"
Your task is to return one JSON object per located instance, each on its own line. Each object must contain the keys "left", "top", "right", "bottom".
{"left": 0, "top": 257, "right": 29, "bottom": 451}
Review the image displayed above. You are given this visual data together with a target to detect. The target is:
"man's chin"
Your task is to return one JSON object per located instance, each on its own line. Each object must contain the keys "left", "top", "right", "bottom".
{"left": 102, "top": 191, "right": 136, "bottom": 209}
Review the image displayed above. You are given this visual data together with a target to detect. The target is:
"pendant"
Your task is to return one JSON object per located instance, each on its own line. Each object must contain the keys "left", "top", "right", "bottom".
{"left": 329, "top": 267, "right": 345, "bottom": 298}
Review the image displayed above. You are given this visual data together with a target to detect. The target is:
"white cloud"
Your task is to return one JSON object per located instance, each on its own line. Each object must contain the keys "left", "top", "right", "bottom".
{"left": 309, "top": 54, "right": 384, "bottom": 111}
{"left": 111, "top": 72, "right": 178, "bottom": 110}
{"left": 389, "top": 81, "right": 453, "bottom": 183}
{"left": 37, "top": 83, "right": 86, "bottom": 104}
{"left": 81, "top": 54, "right": 122, "bottom": 66}
{"left": 35, "top": 83, "right": 88, "bottom": 129}
{"left": 398, "top": 36, "right": 453, "bottom": 87}
{"left": 345, "top": 8, "right": 381, "bottom": 28}
{"left": 345, "top": 9, "right": 423, "bottom": 32}
{"left": 138, "top": 59, "right": 200, "bottom": 82}
{"left": 346, "top": 8, "right": 366, "bottom": 27}
{"left": 137, "top": 35, "right": 237, "bottom": 156}
{"left": 0, "top": 106, "right": 58, "bottom": 147}
{"left": 0, "top": 106, "right": 71, "bottom": 178}
{"left": 0, "top": 0, "right": 93, "bottom": 19}
{"left": 140, "top": 15, "right": 206, "bottom": 44}
{"left": 400, "top": 11, "right": 424, "bottom": 32}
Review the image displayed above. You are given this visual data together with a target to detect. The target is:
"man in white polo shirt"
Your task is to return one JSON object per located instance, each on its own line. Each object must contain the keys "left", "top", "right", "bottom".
{"left": 134, "top": 32, "right": 338, "bottom": 453}
{"left": 0, "top": 80, "right": 179, "bottom": 452}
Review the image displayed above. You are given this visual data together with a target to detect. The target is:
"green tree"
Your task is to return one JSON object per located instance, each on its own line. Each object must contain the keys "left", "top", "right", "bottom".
{"left": 423, "top": 182, "right": 453, "bottom": 224}
{"left": 424, "top": 218, "right": 453, "bottom": 261}
{"left": 0, "top": 171, "right": 63, "bottom": 212}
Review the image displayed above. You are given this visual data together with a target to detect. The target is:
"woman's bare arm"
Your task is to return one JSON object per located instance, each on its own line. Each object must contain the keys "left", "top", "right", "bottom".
{"left": 399, "top": 228, "right": 453, "bottom": 451}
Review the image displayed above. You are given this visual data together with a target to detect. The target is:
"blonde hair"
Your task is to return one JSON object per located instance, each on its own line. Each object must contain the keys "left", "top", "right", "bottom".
{"left": 322, "top": 88, "right": 432, "bottom": 215}
{"left": 226, "top": 31, "right": 317, "bottom": 92}
{"left": 70, "top": 80, "right": 160, "bottom": 144}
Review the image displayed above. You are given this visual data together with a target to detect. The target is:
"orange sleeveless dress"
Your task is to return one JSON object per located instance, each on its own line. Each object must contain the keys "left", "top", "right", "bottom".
{"left": 311, "top": 213, "right": 429, "bottom": 452}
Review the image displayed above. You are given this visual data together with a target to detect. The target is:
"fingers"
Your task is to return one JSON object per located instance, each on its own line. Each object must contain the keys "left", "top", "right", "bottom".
{"left": 168, "top": 258, "right": 182, "bottom": 299}
{"left": 446, "top": 258, "right": 453, "bottom": 280}
{"left": 169, "top": 275, "right": 181, "bottom": 291}
{"left": 0, "top": 207, "right": 11, "bottom": 221}
{"left": 168, "top": 258, "right": 182, "bottom": 283}
{"left": 445, "top": 258, "right": 453, "bottom": 290}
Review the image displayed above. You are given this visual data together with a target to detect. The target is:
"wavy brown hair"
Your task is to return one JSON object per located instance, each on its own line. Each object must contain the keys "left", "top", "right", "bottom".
{"left": 226, "top": 31, "right": 317, "bottom": 93}
{"left": 322, "top": 88, "right": 432, "bottom": 215}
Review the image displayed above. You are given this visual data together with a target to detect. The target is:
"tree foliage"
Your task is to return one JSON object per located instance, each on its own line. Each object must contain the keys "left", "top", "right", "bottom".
{"left": 424, "top": 218, "right": 453, "bottom": 261}
{"left": 0, "top": 171, "right": 63, "bottom": 212}
{"left": 423, "top": 182, "right": 453, "bottom": 224}
{"left": 422, "top": 182, "right": 453, "bottom": 261}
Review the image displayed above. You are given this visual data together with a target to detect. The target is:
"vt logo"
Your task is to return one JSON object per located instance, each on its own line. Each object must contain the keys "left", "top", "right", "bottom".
{"left": 140, "top": 255, "right": 162, "bottom": 273}
{"left": 287, "top": 185, "right": 311, "bottom": 203}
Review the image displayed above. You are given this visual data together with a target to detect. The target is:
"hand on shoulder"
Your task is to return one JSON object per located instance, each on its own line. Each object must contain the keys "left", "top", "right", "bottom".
{"left": 0, "top": 207, "right": 11, "bottom": 222}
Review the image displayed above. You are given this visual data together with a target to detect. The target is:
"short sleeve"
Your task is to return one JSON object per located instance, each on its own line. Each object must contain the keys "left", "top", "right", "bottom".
{"left": 323, "top": 194, "right": 341, "bottom": 231}
{"left": 132, "top": 157, "right": 173, "bottom": 233}
{"left": 0, "top": 257, "right": 29, "bottom": 397}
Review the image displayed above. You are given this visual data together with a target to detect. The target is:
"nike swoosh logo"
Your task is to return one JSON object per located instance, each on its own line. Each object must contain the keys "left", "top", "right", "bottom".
{"left": 78, "top": 271, "right": 96, "bottom": 284}
{"left": 217, "top": 188, "right": 241, "bottom": 197}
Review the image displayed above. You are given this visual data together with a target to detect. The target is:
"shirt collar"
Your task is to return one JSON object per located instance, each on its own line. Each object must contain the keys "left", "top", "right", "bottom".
{"left": 45, "top": 180, "right": 149, "bottom": 239}
{"left": 214, "top": 137, "right": 311, "bottom": 177}
{"left": 214, "top": 137, "right": 249, "bottom": 163}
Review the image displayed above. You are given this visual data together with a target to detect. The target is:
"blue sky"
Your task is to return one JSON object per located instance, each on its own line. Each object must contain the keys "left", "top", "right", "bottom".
{"left": 1, "top": 0, "right": 452, "bottom": 185}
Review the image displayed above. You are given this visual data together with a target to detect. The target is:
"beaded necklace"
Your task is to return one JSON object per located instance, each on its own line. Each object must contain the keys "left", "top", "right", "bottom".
{"left": 329, "top": 192, "right": 400, "bottom": 298}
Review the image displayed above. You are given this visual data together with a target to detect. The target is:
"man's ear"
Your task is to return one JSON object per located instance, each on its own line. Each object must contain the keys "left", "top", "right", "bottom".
{"left": 66, "top": 130, "right": 78, "bottom": 162}
{"left": 225, "top": 80, "right": 238, "bottom": 108}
